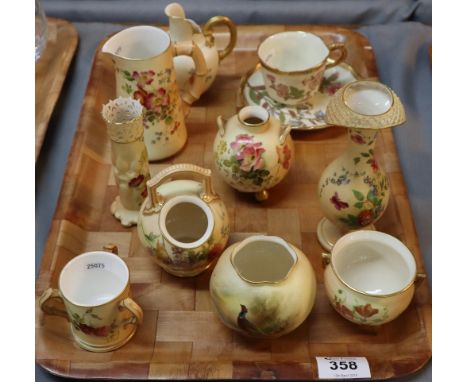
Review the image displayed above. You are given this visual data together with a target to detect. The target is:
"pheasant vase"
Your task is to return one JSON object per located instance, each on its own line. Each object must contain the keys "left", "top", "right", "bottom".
{"left": 210, "top": 236, "right": 316, "bottom": 338}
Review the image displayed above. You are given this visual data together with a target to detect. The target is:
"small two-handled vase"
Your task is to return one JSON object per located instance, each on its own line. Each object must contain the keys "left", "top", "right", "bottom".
{"left": 322, "top": 231, "right": 426, "bottom": 326}
{"left": 213, "top": 105, "right": 294, "bottom": 201}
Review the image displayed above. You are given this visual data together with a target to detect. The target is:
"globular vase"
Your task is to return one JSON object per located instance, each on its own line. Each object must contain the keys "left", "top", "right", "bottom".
{"left": 213, "top": 105, "right": 294, "bottom": 201}
{"left": 317, "top": 80, "right": 406, "bottom": 251}
{"left": 210, "top": 235, "right": 316, "bottom": 338}
{"left": 137, "top": 163, "right": 230, "bottom": 277}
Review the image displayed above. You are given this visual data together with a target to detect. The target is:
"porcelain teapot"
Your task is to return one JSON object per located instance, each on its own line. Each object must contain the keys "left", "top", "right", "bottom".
{"left": 165, "top": 2, "right": 237, "bottom": 95}
{"left": 137, "top": 163, "right": 230, "bottom": 277}
{"left": 213, "top": 105, "right": 294, "bottom": 200}
{"left": 102, "top": 26, "right": 208, "bottom": 161}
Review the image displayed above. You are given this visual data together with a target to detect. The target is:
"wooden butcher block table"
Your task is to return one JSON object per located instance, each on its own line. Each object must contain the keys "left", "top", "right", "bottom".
{"left": 35, "top": 25, "right": 431, "bottom": 380}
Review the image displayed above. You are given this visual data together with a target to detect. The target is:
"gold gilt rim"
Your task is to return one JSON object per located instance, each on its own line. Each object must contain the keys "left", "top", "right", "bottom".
{"left": 257, "top": 31, "right": 330, "bottom": 75}
{"left": 229, "top": 237, "right": 298, "bottom": 285}
{"left": 329, "top": 257, "right": 417, "bottom": 298}
{"left": 325, "top": 80, "right": 406, "bottom": 129}
{"left": 102, "top": 26, "right": 172, "bottom": 62}
{"left": 58, "top": 253, "right": 130, "bottom": 308}
{"left": 237, "top": 106, "right": 271, "bottom": 127}
{"left": 326, "top": 232, "right": 419, "bottom": 298}
{"left": 238, "top": 62, "right": 366, "bottom": 131}
{"left": 342, "top": 80, "right": 395, "bottom": 117}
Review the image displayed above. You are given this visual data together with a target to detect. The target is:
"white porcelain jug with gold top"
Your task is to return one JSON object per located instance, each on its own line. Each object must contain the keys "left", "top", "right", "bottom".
{"left": 102, "top": 26, "right": 208, "bottom": 161}
{"left": 137, "top": 164, "right": 230, "bottom": 277}
{"left": 165, "top": 2, "right": 237, "bottom": 95}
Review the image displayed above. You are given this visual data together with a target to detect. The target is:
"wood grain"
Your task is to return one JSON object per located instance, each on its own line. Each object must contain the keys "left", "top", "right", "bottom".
{"left": 35, "top": 17, "right": 78, "bottom": 161}
{"left": 35, "top": 25, "right": 431, "bottom": 380}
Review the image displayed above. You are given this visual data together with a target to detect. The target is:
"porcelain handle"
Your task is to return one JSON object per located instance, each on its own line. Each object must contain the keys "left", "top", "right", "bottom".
{"left": 217, "top": 116, "right": 227, "bottom": 137}
{"left": 39, "top": 288, "right": 69, "bottom": 320}
{"left": 203, "top": 15, "right": 237, "bottom": 61}
{"left": 146, "top": 163, "right": 218, "bottom": 209}
{"left": 279, "top": 125, "right": 292, "bottom": 145}
{"left": 415, "top": 273, "right": 427, "bottom": 288}
{"left": 173, "top": 41, "right": 208, "bottom": 105}
{"left": 119, "top": 297, "right": 143, "bottom": 327}
{"left": 325, "top": 43, "right": 347, "bottom": 69}
{"left": 102, "top": 244, "right": 119, "bottom": 255}
{"left": 321, "top": 252, "right": 331, "bottom": 268}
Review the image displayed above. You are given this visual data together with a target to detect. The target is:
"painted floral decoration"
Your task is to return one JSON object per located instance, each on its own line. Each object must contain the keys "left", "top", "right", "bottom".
{"left": 218, "top": 134, "right": 271, "bottom": 187}
{"left": 333, "top": 289, "right": 387, "bottom": 324}
{"left": 266, "top": 74, "right": 305, "bottom": 102}
{"left": 330, "top": 192, "right": 349, "bottom": 210}
{"left": 276, "top": 144, "right": 292, "bottom": 170}
{"left": 119, "top": 68, "right": 178, "bottom": 128}
{"left": 70, "top": 308, "right": 117, "bottom": 339}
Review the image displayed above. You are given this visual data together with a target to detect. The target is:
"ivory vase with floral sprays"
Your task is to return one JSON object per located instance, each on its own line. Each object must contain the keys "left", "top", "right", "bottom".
{"left": 102, "top": 97, "right": 150, "bottom": 227}
{"left": 317, "top": 80, "right": 406, "bottom": 250}
{"left": 213, "top": 105, "right": 294, "bottom": 201}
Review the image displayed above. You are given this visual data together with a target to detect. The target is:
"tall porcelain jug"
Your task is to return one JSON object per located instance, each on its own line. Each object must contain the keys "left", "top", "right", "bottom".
{"left": 165, "top": 2, "right": 237, "bottom": 95}
{"left": 102, "top": 26, "right": 208, "bottom": 161}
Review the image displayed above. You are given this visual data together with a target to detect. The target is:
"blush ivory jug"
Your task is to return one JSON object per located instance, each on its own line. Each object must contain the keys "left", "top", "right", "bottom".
{"left": 165, "top": 2, "right": 237, "bottom": 95}
{"left": 102, "top": 26, "right": 208, "bottom": 161}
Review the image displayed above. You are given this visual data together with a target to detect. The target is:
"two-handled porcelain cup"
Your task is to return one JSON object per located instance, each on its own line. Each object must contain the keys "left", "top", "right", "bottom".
{"left": 258, "top": 31, "right": 347, "bottom": 105}
{"left": 322, "top": 231, "right": 425, "bottom": 326}
{"left": 39, "top": 246, "right": 143, "bottom": 352}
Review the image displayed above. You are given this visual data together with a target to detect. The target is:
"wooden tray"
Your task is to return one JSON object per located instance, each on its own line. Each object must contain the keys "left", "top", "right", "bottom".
{"left": 35, "top": 17, "right": 78, "bottom": 161}
{"left": 35, "top": 25, "right": 431, "bottom": 380}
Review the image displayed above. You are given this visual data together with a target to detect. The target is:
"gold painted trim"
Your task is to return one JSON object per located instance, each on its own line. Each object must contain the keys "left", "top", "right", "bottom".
{"left": 229, "top": 239, "right": 298, "bottom": 285}
{"left": 238, "top": 62, "right": 364, "bottom": 131}
{"left": 342, "top": 80, "right": 395, "bottom": 117}
{"left": 102, "top": 27, "right": 172, "bottom": 62}
{"left": 158, "top": 197, "right": 215, "bottom": 251}
{"left": 203, "top": 15, "right": 237, "bottom": 61}
{"left": 237, "top": 108, "right": 270, "bottom": 127}
{"left": 58, "top": 251, "right": 131, "bottom": 308}
{"left": 257, "top": 31, "right": 343, "bottom": 76}
{"left": 327, "top": 252, "right": 417, "bottom": 298}
{"left": 325, "top": 79, "right": 406, "bottom": 129}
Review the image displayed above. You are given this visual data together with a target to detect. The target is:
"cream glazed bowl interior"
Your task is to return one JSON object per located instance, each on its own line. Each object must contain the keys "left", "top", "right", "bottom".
{"left": 210, "top": 235, "right": 316, "bottom": 338}
{"left": 322, "top": 231, "right": 420, "bottom": 326}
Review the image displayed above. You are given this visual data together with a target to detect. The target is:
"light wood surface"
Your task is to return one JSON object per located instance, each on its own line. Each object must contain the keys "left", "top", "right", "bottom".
{"left": 35, "top": 25, "right": 431, "bottom": 380}
{"left": 35, "top": 17, "right": 78, "bottom": 161}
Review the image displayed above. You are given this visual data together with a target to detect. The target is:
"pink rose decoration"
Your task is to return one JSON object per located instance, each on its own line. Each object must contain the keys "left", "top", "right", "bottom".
{"left": 230, "top": 135, "right": 266, "bottom": 172}
{"left": 132, "top": 70, "right": 155, "bottom": 87}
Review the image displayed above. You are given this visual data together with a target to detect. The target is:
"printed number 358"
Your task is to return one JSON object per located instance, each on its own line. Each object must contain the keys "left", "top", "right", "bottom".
{"left": 329, "top": 361, "right": 358, "bottom": 370}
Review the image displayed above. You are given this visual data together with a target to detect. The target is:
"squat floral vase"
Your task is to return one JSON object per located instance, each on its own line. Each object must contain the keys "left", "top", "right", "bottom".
{"left": 213, "top": 105, "right": 294, "bottom": 201}
{"left": 317, "top": 80, "right": 406, "bottom": 250}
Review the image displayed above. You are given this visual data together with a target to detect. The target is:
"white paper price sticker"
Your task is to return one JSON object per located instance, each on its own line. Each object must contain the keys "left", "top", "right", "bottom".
{"left": 316, "top": 357, "right": 371, "bottom": 379}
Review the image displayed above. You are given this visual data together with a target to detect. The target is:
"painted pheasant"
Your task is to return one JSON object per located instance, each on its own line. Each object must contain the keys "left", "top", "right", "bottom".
{"left": 237, "top": 304, "right": 262, "bottom": 336}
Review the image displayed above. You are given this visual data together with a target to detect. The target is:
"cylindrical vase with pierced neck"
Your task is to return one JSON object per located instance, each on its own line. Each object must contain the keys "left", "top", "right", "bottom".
{"left": 317, "top": 81, "right": 406, "bottom": 251}
{"left": 102, "top": 97, "right": 151, "bottom": 227}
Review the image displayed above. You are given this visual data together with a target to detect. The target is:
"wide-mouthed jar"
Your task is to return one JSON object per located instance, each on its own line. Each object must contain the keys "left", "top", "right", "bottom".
{"left": 210, "top": 235, "right": 316, "bottom": 338}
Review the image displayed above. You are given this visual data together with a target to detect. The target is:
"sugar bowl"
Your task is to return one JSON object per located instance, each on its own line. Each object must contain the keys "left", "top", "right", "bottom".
{"left": 322, "top": 231, "right": 424, "bottom": 325}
